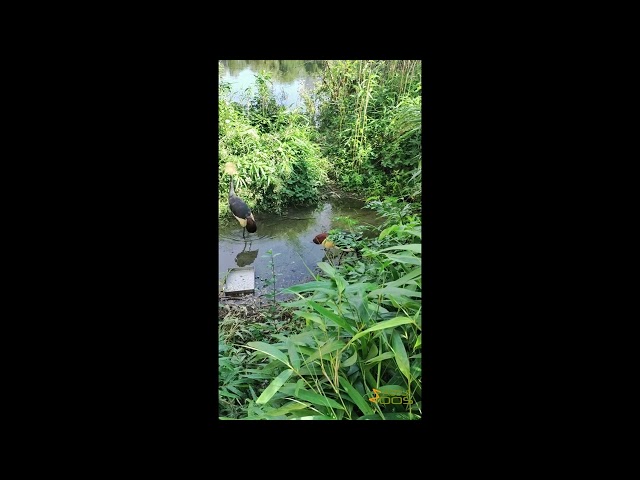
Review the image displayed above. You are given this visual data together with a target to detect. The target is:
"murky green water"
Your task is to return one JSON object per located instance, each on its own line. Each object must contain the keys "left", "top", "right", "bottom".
{"left": 219, "top": 195, "right": 384, "bottom": 299}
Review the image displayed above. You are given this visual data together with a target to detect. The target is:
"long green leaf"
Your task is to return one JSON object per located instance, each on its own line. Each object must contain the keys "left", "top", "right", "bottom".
{"left": 345, "top": 283, "right": 378, "bottom": 294}
{"left": 377, "top": 244, "right": 422, "bottom": 254}
{"left": 342, "top": 349, "right": 358, "bottom": 367}
{"left": 338, "top": 376, "right": 374, "bottom": 416}
{"left": 384, "top": 254, "right": 421, "bottom": 266}
{"left": 284, "top": 281, "right": 333, "bottom": 293}
{"left": 292, "top": 388, "right": 344, "bottom": 410}
{"left": 264, "top": 400, "right": 310, "bottom": 416}
{"left": 256, "top": 369, "right": 293, "bottom": 404}
{"left": 349, "top": 317, "right": 415, "bottom": 344}
{"left": 308, "top": 301, "right": 355, "bottom": 333}
{"left": 391, "top": 331, "right": 411, "bottom": 382}
{"left": 365, "top": 351, "right": 396, "bottom": 364}
{"left": 317, "top": 262, "right": 336, "bottom": 278}
{"left": 369, "top": 286, "right": 421, "bottom": 298}
{"left": 334, "top": 274, "right": 348, "bottom": 295}
{"left": 379, "top": 225, "right": 398, "bottom": 240}
{"left": 292, "top": 415, "right": 337, "bottom": 420}
{"left": 305, "top": 339, "right": 346, "bottom": 363}
{"left": 294, "top": 311, "right": 327, "bottom": 331}
{"left": 385, "top": 267, "right": 422, "bottom": 288}
{"left": 288, "top": 341, "right": 300, "bottom": 371}
{"left": 246, "top": 342, "right": 290, "bottom": 367}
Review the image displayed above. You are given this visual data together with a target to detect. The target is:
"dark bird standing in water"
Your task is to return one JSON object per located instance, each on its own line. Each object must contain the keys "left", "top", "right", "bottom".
{"left": 226, "top": 163, "right": 257, "bottom": 238}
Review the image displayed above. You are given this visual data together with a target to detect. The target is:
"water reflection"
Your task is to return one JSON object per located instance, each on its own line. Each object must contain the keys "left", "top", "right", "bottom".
{"left": 235, "top": 241, "right": 259, "bottom": 267}
{"left": 219, "top": 60, "right": 325, "bottom": 110}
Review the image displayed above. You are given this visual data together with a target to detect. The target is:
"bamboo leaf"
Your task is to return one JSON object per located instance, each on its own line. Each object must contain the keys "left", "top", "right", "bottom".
{"left": 308, "top": 300, "right": 355, "bottom": 333}
{"left": 264, "top": 400, "right": 311, "bottom": 417}
{"left": 379, "top": 225, "right": 398, "bottom": 240}
{"left": 292, "top": 388, "right": 344, "bottom": 410}
{"left": 391, "top": 331, "right": 411, "bottom": 382}
{"left": 365, "top": 343, "right": 378, "bottom": 361}
{"left": 342, "top": 349, "right": 358, "bottom": 367}
{"left": 349, "top": 317, "right": 415, "bottom": 344}
{"left": 385, "top": 267, "right": 422, "bottom": 288}
{"left": 246, "top": 341, "right": 290, "bottom": 367}
{"left": 334, "top": 273, "right": 348, "bottom": 295}
{"left": 365, "top": 351, "right": 396, "bottom": 364}
{"left": 384, "top": 254, "right": 422, "bottom": 266}
{"left": 287, "top": 341, "right": 300, "bottom": 371}
{"left": 256, "top": 369, "right": 293, "bottom": 404}
{"left": 305, "top": 339, "right": 346, "bottom": 364}
{"left": 317, "top": 262, "right": 337, "bottom": 278}
{"left": 283, "top": 280, "right": 333, "bottom": 293}
{"left": 291, "top": 415, "right": 337, "bottom": 420}
{"left": 338, "top": 376, "right": 374, "bottom": 416}
{"left": 369, "top": 286, "right": 421, "bottom": 298}
{"left": 377, "top": 244, "right": 422, "bottom": 254}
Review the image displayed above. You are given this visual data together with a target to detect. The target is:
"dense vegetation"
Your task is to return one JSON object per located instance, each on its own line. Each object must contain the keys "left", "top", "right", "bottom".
{"left": 218, "top": 60, "right": 422, "bottom": 419}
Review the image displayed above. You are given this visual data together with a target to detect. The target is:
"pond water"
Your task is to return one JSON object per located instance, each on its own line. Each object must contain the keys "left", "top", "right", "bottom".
{"left": 219, "top": 60, "right": 325, "bottom": 110}
{"left": 219, "top": 195, "right": 384, "bottom": 300}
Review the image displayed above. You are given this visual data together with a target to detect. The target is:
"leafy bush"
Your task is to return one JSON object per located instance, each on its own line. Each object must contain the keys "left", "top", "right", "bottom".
{"left": 311, "top": 60, "right": 422, "bottom": 199}
{"left": 219, "top": 69, "right": 330, "bottom": 216}
{"left": 229, "top": 211, "right": 422, "bottom": 420}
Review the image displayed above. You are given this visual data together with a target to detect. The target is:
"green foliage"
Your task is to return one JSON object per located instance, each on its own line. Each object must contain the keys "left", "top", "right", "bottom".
{"left": 218, "top": 61, "right": 423, "bottom": 419}
{"left": 219, "top": 69, "right": 330, "bottom": 216}
{"left": 311, "top": 60, "right": 422, "bottom": 199}
{"left": 221, "top": 206, "right": 422, "bottom": 420}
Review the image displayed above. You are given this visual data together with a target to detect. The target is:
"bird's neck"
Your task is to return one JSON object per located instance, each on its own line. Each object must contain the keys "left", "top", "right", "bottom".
{"left": 229, "top": 177, "right": 235, "bottom": 197}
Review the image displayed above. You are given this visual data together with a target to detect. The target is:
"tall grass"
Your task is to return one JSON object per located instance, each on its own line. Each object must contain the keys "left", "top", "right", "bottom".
{"left": 311, "top": 60, "right": 422, "bottom": 199}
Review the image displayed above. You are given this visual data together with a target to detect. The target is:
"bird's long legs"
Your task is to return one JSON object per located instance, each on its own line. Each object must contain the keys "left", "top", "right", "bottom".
{"left": 242, "top": 227, "right": 246, "bottom": 238}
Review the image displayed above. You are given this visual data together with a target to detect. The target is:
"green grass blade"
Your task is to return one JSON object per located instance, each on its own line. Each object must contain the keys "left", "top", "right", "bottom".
{"left": 256, "top": 369, "right": 293, "bottom": 404}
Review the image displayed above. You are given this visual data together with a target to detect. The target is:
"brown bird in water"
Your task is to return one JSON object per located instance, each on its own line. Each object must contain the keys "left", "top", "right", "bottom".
{"left": 312, "top": 232, "right": 334, "bottom": 249}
